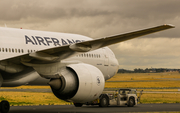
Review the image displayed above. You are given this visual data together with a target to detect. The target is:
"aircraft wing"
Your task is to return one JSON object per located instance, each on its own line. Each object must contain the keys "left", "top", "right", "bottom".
{"left": 27, "top": 24, "right": 174, "bottom": 62}
{"left": 77, "top": 24, "right": 175, "bottom": 51}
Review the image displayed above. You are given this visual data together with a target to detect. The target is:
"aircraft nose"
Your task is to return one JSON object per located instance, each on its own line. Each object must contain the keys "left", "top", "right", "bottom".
{"left": 113, "top": 57, "right": 119, "bottom": 67}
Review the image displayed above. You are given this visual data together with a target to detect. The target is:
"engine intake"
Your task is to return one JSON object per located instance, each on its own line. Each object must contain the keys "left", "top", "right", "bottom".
{"left": 49, "top": 67, "right": 78, "bottom": 100}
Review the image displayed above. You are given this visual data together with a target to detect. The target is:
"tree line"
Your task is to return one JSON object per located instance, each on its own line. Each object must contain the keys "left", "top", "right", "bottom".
{"left": 118, "top": 68, "right": 180, "bottom": 73}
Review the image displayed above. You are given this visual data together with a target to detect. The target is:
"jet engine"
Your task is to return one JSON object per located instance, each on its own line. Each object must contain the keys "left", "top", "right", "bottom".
{"left": 49, "top": 63, "right": 105, "bottom": 103}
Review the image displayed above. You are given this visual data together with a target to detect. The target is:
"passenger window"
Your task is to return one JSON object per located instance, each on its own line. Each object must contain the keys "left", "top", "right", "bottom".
{"left": 0, "top": 48, "right": 1, "bottom": 52}
{"left": 18, "top": 49, "right": 20, "bottom": 53}
{"left": 22, "top": 49, "right": 24, "bottom": 53}
{"left": 15, "top": 49, "right": 17, "bottom": 53}
{"left": 2, "top": 48, "right": 4, "bottom": 52}
{"left": 6, "top": 48, "right": 7, "bottom": 52}
{"left": 9, "top": 48, "right": 11, "bottom": 52}
{"left": 12, "top": 49, "right": 14, "bottom": 52}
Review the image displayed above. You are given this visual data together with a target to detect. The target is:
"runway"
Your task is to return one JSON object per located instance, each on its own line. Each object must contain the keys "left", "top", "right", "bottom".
{"left": 1, "top": 88, "right": 180, "bottom": 94}
{"left": 9, "top": 103, "right": 180, "bottom": 113}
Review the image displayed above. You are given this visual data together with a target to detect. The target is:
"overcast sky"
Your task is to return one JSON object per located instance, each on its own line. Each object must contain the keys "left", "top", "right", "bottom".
{"left": 0, "top": 0, "right": 180, "bottom": 70}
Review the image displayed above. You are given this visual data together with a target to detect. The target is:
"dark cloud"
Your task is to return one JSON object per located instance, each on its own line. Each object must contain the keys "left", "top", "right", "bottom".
{"left": 0, "top": 0, "right": 180, "bottom": 69}
{"left": 1, "top": 0, "right": 179, "bottom": 21}
{"left": 0, "top": 0, "right": 179, "bottom": 36}
{"left": 0, "top": 0, "right": 112, "bottom": 21}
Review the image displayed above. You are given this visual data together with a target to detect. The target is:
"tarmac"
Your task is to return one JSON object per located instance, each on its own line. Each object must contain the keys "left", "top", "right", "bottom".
{"left": 9, "top": 103, "right": 180, "bottom": 113}
{"left": 1, "top": 88, "right": 180, "bottom": 94}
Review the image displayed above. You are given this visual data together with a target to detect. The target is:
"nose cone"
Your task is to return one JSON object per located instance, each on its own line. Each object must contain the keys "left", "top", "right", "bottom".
{"left": 115, "top": 58, "right": 119, "bottom": 72}
{"left": 111, "top": 56, "right": 119, "bottom": 73}
{"left": 115, "top": 58, "right": 119, "bottom": 66}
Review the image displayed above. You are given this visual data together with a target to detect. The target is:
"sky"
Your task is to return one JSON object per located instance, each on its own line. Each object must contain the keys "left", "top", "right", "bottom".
{"left": 0, "top": 0, "right": 180, "bottom": 70}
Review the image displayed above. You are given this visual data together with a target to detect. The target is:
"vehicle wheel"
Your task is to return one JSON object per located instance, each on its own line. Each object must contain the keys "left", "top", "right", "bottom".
{"left": 99, "top": 95, "right": 108, "bottom": 107}
{"left": 128, "top": 98, "right": 134, "bottom": 107}
{"left": 74, "top": 103, "right": 83, "bottom": 107}
{"left": 0, "top": 100, "right": 10, "bottom": 113}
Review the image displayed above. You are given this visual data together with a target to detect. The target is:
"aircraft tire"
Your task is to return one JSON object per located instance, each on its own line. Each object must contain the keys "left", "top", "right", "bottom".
{"left": 74, "top": 103, "right": 83, "bottom": 107}
{"left": 0, "top": 100, "right": 10, "bottom": 113}
{"left": 128, "top": 97, "right": 135, "bottom": 107}
{"left": 99, "top": 95, "right": 109, "bottom": 107}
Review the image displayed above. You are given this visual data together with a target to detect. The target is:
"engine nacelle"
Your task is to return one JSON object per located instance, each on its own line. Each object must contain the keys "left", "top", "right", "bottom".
{"left": 49, "top": 63, "right": 105, "bottom": 103}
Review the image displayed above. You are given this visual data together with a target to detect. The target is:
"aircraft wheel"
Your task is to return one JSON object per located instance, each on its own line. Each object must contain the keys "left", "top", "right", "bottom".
{"left": 128, "top": 98, "right": 134, "bottom": 107}
{"left": 74, "top": 103, "right": 83, "bottom": 107}
{"left": 0, "top": 100, "right": 10, "bottom": 113}
{"left": 99, "top": 95, "right": 108, "bottom": 107}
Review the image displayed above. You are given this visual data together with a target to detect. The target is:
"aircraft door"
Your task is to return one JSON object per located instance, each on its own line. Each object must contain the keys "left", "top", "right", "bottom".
{"left": 103, "top": 48, "right": 109, "bottom": 78}
{"left": 103, "top": 48, "right": 109, "bottom": 66}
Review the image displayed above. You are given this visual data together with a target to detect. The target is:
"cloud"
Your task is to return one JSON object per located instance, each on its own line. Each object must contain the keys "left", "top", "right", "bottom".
{"left": 0, "top": 0, "right": 180, "bottom": 69}
{"left": 110, "top": 38, "right": 180, "bottom": 69}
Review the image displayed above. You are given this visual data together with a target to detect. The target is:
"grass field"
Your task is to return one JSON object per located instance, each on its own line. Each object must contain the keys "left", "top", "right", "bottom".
{"left": 106, "top": 72, "right": 180, "bottom": 88}
{"left": 140, "top": 93, "right": 180, "bottom": 104}
{"left": 1, "top": 86, "right": 50, "bottom": 89}
{"left": 0, "top": 72, "right": 180, "bottom": 106}
{"left": 0, "top": 92, "right": 71, "bottom": 106}
{"left": 107, "top": 72, "right": 180, "bottom": 81}
{"left": 0, "top": 91, "right": 180, "bottom": 106}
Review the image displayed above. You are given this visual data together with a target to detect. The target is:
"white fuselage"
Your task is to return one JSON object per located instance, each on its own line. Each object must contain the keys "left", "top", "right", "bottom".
{"left": 64, "top": 47, "right": 119, "bottom": 80}
{"left": 0, "top": 27, "right": 119, "bottom": 86}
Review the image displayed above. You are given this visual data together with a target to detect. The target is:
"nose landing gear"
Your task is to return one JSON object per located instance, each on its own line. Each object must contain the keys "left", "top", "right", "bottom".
{"left": 0, "top": 100, "right": 10, "bottom": 113}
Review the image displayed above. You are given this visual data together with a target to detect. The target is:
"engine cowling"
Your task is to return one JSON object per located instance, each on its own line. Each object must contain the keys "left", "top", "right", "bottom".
{"left": 49, "top": 63, "right": 105, "bottom": 103}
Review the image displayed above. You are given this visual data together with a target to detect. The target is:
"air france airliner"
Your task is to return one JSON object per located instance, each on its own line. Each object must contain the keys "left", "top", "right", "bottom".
{"left": 0, "top": 24, "right": 174, "bottom": 113}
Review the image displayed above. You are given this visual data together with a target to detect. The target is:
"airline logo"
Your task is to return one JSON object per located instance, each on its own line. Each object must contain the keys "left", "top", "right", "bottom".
{"left": 25, "top": 35, "right": 84, "bottom": 46}
{"left": 97, "top": 76, "right": 101, "bottom": 86}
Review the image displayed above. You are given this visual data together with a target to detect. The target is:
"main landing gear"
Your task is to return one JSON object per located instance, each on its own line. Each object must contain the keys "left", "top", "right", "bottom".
{"left": 0, "top": 100, "right": 10, "bottom": 113}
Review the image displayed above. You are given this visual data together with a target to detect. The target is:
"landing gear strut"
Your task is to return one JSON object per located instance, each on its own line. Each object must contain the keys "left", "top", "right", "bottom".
{"left": 0, "top": 100, "right": 10, "bottom": 113}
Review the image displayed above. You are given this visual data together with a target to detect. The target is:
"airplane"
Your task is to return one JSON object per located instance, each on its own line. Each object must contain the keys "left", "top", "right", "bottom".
{"left": 0, "top": 24, "right": 174, "bottom": 113}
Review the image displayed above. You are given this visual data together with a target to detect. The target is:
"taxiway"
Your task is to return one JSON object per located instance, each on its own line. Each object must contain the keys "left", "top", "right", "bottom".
{"left": 9, "top": 103, "right": 180, "bottom": 113}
